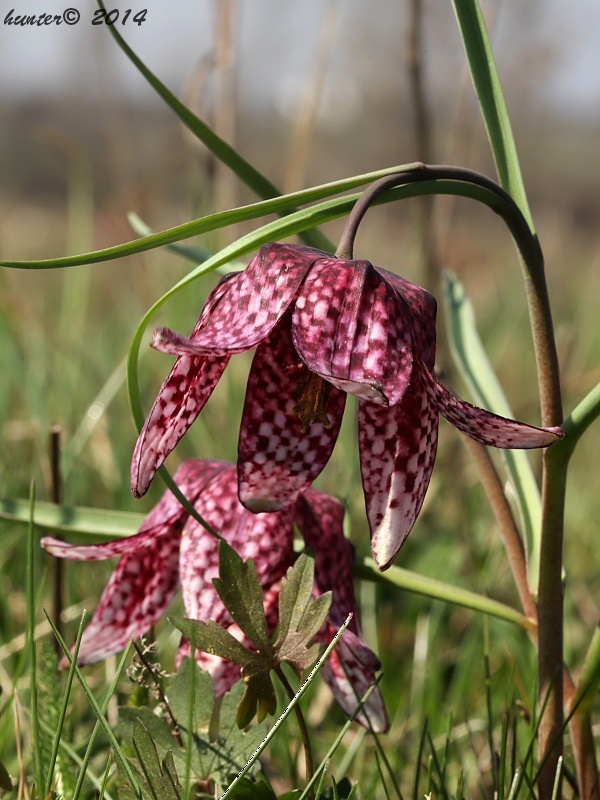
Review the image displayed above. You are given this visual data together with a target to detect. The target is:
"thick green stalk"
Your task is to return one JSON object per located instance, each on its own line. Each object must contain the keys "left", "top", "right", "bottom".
{"left": 451, "top": 4, "right": 565, "bottom": 791}
{"left": 537, "top": 457, "right": 567, "bottom": 797}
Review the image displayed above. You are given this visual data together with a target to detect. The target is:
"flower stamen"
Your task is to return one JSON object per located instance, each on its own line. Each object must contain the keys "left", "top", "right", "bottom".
{"left": 293, "top": 366, "right": 333, "bottom": 433}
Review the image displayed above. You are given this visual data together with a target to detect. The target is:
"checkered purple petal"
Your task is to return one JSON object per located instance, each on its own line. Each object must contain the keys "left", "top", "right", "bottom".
{"left": 177, "top": 463, "right": 295, "bottom": 694}
{"left": 43, "top": 460, "right": 224, "bottom": 561}
{"left": 41, "top": 530, "right": 163, "bottom": 561}
{"left": 295, "top": 490, "right": 388, "bottom": 730}
{"left": 295, "top": 490, "right": 360, "bottom": 635}
{"left": 358, "top": 374, "right": 439, "bottom": 570}
{"left": 420, "top": 361, "right": 564, "bottom": 448}
{"left": 131, "top": 276, "right": 241, "bottom": 498}
{"left": 179, "top": 464, "right": 295, "bottom": 621}
{"left": 320, "top": 627, "right": 389, "bottom": 733}
{"left": 238, "top": 316, "right": 346, "bottom": 512}
{"left": 292, "top": 259, "right": 413, "bottom": 406}
{"left": 66, "top": 528, "right": 182, "bottom": 664}
{"left": 378, "top": 267, "right": 437, "bottom": 369}
{"left": 131, "top": 353, "right": 230, "bottom": 498}
{"left": 164, "top": 243, "right": 323, "bottom": 355}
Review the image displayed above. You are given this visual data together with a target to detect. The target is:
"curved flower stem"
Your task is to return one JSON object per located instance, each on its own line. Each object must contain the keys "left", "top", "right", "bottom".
{"left": 338, "top": 165, "right": 566, "bottom": 797}
{"left": 335, "top": 165, "right": 562, "bottom": 424}
{"left": 275, "top": 666, "right": 315, "bottom": 794}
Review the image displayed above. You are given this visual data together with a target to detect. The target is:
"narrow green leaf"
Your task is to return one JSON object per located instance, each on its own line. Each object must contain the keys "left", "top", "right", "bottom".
{"left": 451, "top": 0, "right": 533, "bottom": 228}
{"left": 572, "top": 625, "right": 600, "bottom": 715}
{"left": 96, "top": 0, "right": 331, "bottom": 251}
{"left": 353, "top": 556, "right": 528, "bottom": 629}
{"left": 127, "top": 213, "right": 237, "bottom": 268}
{"left": 0, "top": 166, "right": 506, "bottom": 270}
{"left": 550, "top": 378, "right": 600, "bottom": 463}
{"left": 0, "top": 496, "right": 143, "bottom": 538}
{"left": 41, "top": 620, "right": 84, "bottom": 800}
{"left": 443, "top": 271, "right": 542, "bottom": 591}
{"left": 45, "top": 616, "right": 142, "bottom": 800}
{"left": 26, "top": 482, "right": 44, "bottom": 795}
{"left": 213, "top": 542, "right": 272, "bottom": 654}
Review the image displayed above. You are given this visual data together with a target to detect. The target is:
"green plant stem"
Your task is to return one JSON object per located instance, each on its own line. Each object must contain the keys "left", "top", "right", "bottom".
{"left": 551, "top": 379, "right": 600, "bottom": 462}
{"left": 537, "top": 457, "right": 567, "bottom": 797}
{"left": 451, "top": 5, "right": 565, "bottom": 791}
{"left": 467, "top": 433, "right": 599, "bottom": 798}
{"left": 275, "top": 667, "right": 314, "bottom": 793}
{"left": 538, "top": 380, "right": 600, "bottom": 799}
{"left": 353, "top": 556, "right": 529, "bottom": 630}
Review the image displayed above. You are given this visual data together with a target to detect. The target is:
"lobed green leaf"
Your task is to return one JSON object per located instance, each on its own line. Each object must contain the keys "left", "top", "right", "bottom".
{"left": 276, "top": 551, "right": 318, "bottom": 645}
{"left": 213, "top": 542, "right": 272, "bottom": 655}
{"left": 169, "top": 618, "right": 264, "bottom": 671}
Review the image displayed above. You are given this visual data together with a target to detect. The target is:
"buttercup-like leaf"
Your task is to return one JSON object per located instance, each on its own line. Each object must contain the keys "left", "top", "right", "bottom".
{"left": 276, "top": 551, "right": 317, "bottom": 644}
{"left": 166, "top": 657, "right": 215, "bottom": 735}
{"left": 169, "top": 618, "right": 266, "bottom": 673}
{"left": 277, "top": 638, "right": 321, "bottom": 676}
{"left": 293, "top": 592, "right": 332, "bottom": 646}
{"left": 213, "top": 541, "right": 273, "bottom": 655}
{"left": 237, "top": 673, "right": 277, "bottom": 729}
{"left": 213, "top": 541, "right": 272, "bottom": 653}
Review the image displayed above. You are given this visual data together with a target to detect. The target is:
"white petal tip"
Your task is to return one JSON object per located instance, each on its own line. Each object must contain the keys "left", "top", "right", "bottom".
{"left": 241, "top": 496, "right": 282, "bottom": 513}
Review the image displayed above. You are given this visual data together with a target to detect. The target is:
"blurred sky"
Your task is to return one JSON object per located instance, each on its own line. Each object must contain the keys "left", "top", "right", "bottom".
{"left": 0, "top": 0, "right": 599, "bottom": 120}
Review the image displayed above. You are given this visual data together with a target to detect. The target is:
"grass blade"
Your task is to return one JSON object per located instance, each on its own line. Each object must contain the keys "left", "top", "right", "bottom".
{"left": 44, "top": 610, "right": 87, "bottom": 797}
{"left": 26, "top": 482, "right": 44, "bottom": 794}
{"left": 450, "top": 0, "right": 533, "bottom": 228}
{"left": 44, "top": 615, "right": 142, "bottom": 800}
{"left": 0, "top": 496, "right": 143, "bottom": 539}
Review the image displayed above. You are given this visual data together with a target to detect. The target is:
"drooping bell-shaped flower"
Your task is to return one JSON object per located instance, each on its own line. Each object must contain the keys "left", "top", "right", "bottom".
{"left": 131, "top": 243, "right": 562, "bottom": 569}
{"left": 42, "top": 459, "right": 388, "bottom": 732}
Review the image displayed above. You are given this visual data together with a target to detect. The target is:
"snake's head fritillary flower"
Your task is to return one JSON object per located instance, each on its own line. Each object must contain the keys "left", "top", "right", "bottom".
{"left": 131, "top": 243, "right": 562, "bottom": 569}
{"left": 42, "top": 459, "right": 388, "bottom": 732}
